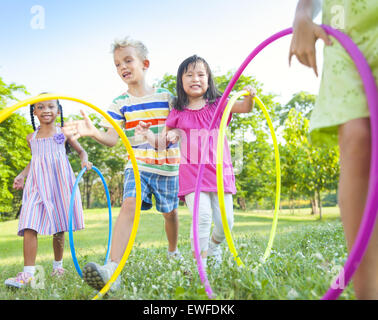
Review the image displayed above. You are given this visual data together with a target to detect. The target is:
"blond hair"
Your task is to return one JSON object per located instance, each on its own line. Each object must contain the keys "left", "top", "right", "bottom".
{"left": 111, "top": 36, "right": 149, "bottom": 61}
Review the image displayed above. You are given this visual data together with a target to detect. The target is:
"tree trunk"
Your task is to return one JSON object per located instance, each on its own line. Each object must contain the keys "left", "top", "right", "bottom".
{"left": 110, "top": 189, "right": 115, "bottom": 207}
{"left": 310, "top": 199, "right": 315, "bottom": 215}
{"left": 86, "top": 184, "right": 92, "bottom": 209}
{"left": 237, "top": 197, "right": 246, "bottom": 210}
{"left": 310, "top": 193, "right": 318, "bottom": 215}
{"left": 119, "top": 180, "right": 123, "bottom": 206}
{"left": 317, "top": 190, "right": 322, "bottom": 220}
{"left": 84, "top": 175, "right": 92, "bottom": 209}
{"left": 290, "top": 194, "right": 295, "bottom": 214}
{"left": 15, "top": 205, "right": 22, "bottom": 219}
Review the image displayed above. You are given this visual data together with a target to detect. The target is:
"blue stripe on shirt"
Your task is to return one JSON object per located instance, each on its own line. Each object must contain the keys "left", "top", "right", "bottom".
{"left": 132, "top": 142, "right": 179, "bottom": 150}
{"left": 108, "top": 111, "right": 125, "bottom": 120}
{"left": 120, "top": 101, "right": 169, "bottom": 114}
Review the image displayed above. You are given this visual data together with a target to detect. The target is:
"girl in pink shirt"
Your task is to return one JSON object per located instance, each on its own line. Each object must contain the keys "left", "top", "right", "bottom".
{"left": 136, "top": 55, "right": 256, "bottom": 268}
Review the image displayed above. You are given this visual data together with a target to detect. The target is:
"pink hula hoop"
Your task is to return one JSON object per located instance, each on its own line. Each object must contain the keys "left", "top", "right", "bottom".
{"left": 192, "top": 25, "right": 378, "bottom": 300}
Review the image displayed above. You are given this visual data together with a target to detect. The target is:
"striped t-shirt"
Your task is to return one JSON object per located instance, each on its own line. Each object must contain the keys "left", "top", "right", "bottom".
{"left": 100, "top": 88, "right": 180, "bottom": 176}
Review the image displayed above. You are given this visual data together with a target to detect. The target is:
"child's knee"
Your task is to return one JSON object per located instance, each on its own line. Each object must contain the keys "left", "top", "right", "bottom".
{"left": 24, "top": 229, "right": 37, "bottom": 237}
{"left": 53, "top": 232, "right": 64, "bottom": 239}
{"left": 213, "top": 215, "right": 233, "bottom": 243}
{"left": 162, "top": 208, "right": 178, "bottom": 221}
{"left": 190, "top": 236, "right": 209, "bottom": 253}
{"left": 339, "top": 119, "right": 371, "bottom": 156}
{"left": 120, "top": 197, "right": 137, "bottom": 219}
{"left": 122, "top": 197, "right": 136, "bottom": 208}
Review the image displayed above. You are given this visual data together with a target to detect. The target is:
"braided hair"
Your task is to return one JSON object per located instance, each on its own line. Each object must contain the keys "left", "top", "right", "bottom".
{"left": 29, "top": 104, "right": 37, "bottom": 131}
{"left": 30, "top": 96, "right": 71, "bottom": 154}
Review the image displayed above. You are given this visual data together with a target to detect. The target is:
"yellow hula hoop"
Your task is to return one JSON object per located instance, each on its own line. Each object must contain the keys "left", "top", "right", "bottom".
{"left": 0, "top": 94, "right": 142, "bottom": 300}
{"left": 216, "top": 91, "right": 281, "bottom": 267}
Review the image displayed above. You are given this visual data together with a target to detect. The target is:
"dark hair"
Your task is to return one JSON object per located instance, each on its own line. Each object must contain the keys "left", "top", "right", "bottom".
{"left": 174, "top": 55, "right": 221, "bottom": 110}
{"left": 30, "top": 94, "right": 71, "bottom": 154}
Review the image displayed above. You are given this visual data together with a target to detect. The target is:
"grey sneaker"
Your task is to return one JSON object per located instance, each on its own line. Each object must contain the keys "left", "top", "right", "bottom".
{"left": 207, "top": 242, "right": 222, "bottom": 268}
{"left": 82, "top": 262, "right": 120, "bottom": 292}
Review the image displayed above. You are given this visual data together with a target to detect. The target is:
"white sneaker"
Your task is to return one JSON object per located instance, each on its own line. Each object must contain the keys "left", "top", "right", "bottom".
{"left": 167, "top": 249, "right": 184, "bottom": 262}
{"left": 82, "top": 262, "right": 120, "bottom": 292}
{"left": 207, "top": 241, "right": 222, "bottom": 268}
{"left": 5, "top": 272, "right": 34, "bottom": 289}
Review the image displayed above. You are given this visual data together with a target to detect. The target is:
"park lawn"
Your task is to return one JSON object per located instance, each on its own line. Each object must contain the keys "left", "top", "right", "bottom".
{"left": 0, "top": 205, "right": 355, "bottom": 300}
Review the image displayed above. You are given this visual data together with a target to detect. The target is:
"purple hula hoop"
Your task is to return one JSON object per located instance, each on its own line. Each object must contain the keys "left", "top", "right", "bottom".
{"left": 192, "top": 25, "right": 378, "bottom": 300}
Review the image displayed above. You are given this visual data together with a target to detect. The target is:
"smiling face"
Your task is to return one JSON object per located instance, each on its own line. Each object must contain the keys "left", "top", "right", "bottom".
{"left": 113, "top": 46, "right": 149, "bottom": 86}
{"left": 33, "top": 100, "right": 59, "bottom": 125}
{"left": 181, "top": 61, "right": 209, "bottom": 101}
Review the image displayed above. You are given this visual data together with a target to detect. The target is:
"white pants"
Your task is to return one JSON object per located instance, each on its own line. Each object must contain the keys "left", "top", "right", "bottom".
{"left": 185, "top": 192, "right": 234, "bottom": 252}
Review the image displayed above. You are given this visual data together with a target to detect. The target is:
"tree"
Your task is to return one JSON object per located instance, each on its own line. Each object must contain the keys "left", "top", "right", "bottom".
{"left": 67, "top": 113, "right": 128, "bottom": 208}
{"left": 67, "top": 113, "right": 113, "bottom": 208}
{"left": 103, "top": 140, "right": 128, "bottom": 207}
{"left": 305, "top": 141, "right": 339, "bottom": 218}
{"left": 276, "top": 91, "right": 316, "bottom": 125}
{"left": 157, "top": 73, "right": 177, "bottom": 96}
{"left": 280, "top": 109, "right": 308, "bottom": 212}
{"left": 0, "top": 77, "right": 31, "bottom": 217}
{"left": 215, "top": 71, "right": 281, "bottom": 209}
{"left": 281, "top": 107, "right": 339, "bottom": 218}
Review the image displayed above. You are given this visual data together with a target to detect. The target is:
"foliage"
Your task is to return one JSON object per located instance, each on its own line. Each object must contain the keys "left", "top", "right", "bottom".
{"left": 276, "top": 91, "right": 316, "bottom": 125}
{"left": 0, "top": 77, "right": 31, "bottom": 217}
{"left": 67, "top": 113, "right": 127, "bottom": 209}
{"left": 1, "top": 72, "right": 340, "bottom": 218}
{"left": 280, "top": 106, "right": 339, "bottom": 217}
{"left": 157, "top": 73, "right": 177, "bottom": 96}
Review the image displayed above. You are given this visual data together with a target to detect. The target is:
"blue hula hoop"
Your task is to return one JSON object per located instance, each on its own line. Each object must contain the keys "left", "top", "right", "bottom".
{"left": 68, "top": 166, "right": 113, "bottom": 278}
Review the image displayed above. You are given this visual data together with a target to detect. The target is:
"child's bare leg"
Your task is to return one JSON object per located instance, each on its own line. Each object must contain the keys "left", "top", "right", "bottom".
{"left": 81, "top": 198, "right": 136, "bottom": 291}
{"left": 24, "top": 229, "right": 38, "bottom": 266}
{"left": 338, "top": 118, "right": 378, "bottom": 299}
{"left": 162, "top": 209, "right": 179, "bottom": 252}
{"left": 53, "top": 232, "right": 65, "bottom": 261}
{"left": 110, "top": 197, "right": 136, "bottom": 263}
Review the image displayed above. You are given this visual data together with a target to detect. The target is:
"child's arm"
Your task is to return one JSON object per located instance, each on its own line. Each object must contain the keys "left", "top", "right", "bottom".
{"left": 13, "top": 133, "right": 33, "bottom": 190}
{"left": 66, "top": 137, "right": 93, "bottom": 169}
{"left": 135, "top": 122, "right": 179, "bottom": 151}
{"left": 289, "top": 0, "right": 332, "bottom": 76}
{"left": 13, "top": 162, "right": 31, "bottom": 190}
{"left": 62, "top": 110, "right": 119, "bottom": 147}
{"left": 230, "top": 85, "right": 257, "bottom": 114}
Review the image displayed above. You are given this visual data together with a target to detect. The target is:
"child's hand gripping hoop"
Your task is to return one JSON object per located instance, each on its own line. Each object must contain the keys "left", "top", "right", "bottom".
{"left": 193, "top": 25, "right": 377, "bottom": 300}
{"left": 68, "top": 166, "right": 113, "bottom": 278}
{"left": 0, "top": 94, "right": 142, "bottom": 300}
{"left": 216, "top": 92, "right": 281, "bottom": 268}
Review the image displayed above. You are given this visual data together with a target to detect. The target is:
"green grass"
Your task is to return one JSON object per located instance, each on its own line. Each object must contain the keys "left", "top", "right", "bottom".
{"left": 0, "top": 206, "right": 355, "bottom": 300}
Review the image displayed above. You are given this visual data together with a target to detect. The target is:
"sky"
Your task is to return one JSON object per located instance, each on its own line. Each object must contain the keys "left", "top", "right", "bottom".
{"left": 0, "top": 0, "right": 323, "bottom": 117}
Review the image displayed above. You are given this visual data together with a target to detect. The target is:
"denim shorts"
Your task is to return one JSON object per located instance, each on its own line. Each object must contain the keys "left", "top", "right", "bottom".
{"left": 123, "top": 168, "right": 179, "bottom": 213}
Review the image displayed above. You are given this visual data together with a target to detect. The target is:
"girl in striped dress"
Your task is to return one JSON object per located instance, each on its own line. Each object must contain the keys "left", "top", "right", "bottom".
{"left": 5, "top": 97, "right": 91, "bottom": 289}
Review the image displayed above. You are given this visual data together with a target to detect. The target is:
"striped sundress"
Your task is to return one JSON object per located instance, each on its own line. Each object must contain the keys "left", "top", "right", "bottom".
{"left": 18, "top": 126, "right": 84, "bottom": 236}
